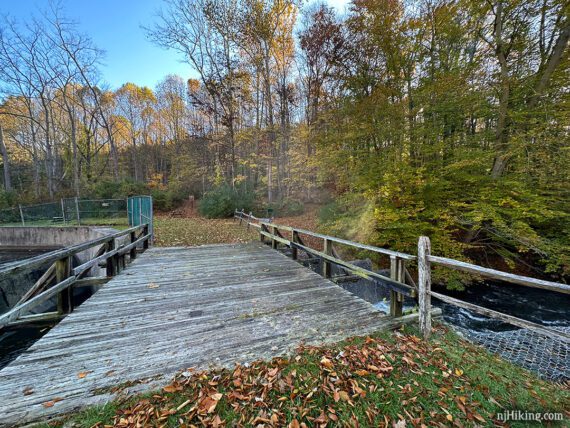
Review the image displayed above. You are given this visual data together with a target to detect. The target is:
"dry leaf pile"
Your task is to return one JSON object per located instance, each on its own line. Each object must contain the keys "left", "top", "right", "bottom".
{"left": 80, "top": 330, "right": 562, "bottom": 428}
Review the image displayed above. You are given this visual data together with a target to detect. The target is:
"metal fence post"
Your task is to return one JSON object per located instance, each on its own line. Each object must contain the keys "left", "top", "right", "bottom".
{"left": 418, "top": 236, "right": 432, "bottom": 339}
{"left": 61, "top": 199, "right": 66, "bottom": 224}
{"left": 75, "top": 197, "right": 81, "bottom": 225}
{"left": 18, "top": 204, "right": 25, "bottom": 226}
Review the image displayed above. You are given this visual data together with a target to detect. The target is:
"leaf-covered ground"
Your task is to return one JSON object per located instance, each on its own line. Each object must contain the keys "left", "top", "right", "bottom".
{"left": 153, "top": 216, "right": 257, "bottom": 247}
{"left": 42, "top": 325, "right": 568, "bottom": 428}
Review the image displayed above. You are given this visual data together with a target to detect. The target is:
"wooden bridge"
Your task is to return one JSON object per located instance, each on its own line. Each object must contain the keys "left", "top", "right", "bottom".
{"left": 1, "top": 211, "right": 568, "bottom": 426}
{"left": 0, "top": 224, "right": 422, "bottom": 426}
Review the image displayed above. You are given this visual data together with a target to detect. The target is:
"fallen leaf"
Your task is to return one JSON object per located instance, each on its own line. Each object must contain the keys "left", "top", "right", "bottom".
{"left": 77, "top": 371, "right": 92, "bottom": 379}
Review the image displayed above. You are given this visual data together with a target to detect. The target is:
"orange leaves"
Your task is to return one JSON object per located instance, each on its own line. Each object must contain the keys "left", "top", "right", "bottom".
{"left": 163, "top": 382, "right": 183, "bottom": 393}
{"left": 100, "top": 331, "right": 509, "bottom": 428}
{"left": 42, "top": 397, "right": 63, "bottom": 408}
{"left": 197, "top": 392, "right": 223, "bottom": 414}
{"left": 77, "top": 370, "right": 92, "bottom": 379}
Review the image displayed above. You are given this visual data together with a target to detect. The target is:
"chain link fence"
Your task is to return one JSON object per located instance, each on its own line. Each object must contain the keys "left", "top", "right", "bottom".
{"left": 0, "top": 198, "right": 129, "bottom": 226}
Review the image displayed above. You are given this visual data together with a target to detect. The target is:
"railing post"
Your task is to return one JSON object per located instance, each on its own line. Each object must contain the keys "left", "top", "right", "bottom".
{"left": 323, "top": 238, "right": 333, "bottom": 278}
{"left": 56, "top": 256, "right": 72, "bottom": 315}
{"left": 271, "top": 225, "right": 278, "bottom": 249}
{"left": 239, "top": 209, "right": 244, "bottom": 225}
{"left": 291, "top": 230, "right": 299, "bottom": 260}
{"left": 130, "top": 230, "right": 137, "bottom": 260}
{"left": 390, "top": 256, "right": 404, "bottom": 317}
{"left": 143, "top": 224, "right": 150, "bottom": 250}
{"left": 260, "top": 223, "right": 266, "bottom": 243}
{"left": 418, "top": 236, "right": 432, "bottom": 339}
{"left": 247, "top": 211, "right": 252, "bottom": 230}
{"left": 106, "top": 239, "right": 117, "bottom": 277}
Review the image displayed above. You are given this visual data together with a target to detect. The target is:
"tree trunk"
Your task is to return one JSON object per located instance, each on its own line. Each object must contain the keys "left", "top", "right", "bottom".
{"left": 0, "top": 124, "right": 12, "bottom": 192}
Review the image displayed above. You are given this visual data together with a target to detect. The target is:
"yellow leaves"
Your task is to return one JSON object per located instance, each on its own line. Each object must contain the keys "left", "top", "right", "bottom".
{"left": 454, "top": 368, "right": 464, "bottom": 377}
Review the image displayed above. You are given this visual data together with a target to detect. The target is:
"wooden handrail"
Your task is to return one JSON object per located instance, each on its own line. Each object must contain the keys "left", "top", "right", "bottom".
{"left": 0, "top": 224, "right": 147, "bottom": 279}
{"left": 417, "top": 236, "right": 569, "bottom": 342}
{"left": 235, "top": 210, "right": 414, "bottom": 314}
{"left": 237, "top": 210, "right": 570, "bottom": 343}
{"left": 427, "top": 255, "right": 570, "bottom": 294}
{"left": 233, "top": 210, "right": 415, "bottom": 260}
{"left": 0, "top": 223, "right": 151, "bottom": 329}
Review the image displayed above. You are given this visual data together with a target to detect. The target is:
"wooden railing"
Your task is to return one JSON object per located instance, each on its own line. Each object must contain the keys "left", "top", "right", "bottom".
{"left": 0, "top": 224, "right": 151, "bottom": 329}
{"left": 417, "top": 236, "right": 570, "bottom": 343}
{"left": 234, "top": 209, "right": 416, "bottom": 317}
{"left": 235, "top": 209, "right": 570, "bottom": 345}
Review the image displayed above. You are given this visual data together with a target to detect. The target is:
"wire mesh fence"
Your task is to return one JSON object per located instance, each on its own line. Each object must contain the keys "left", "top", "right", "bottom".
{"left": 0, "top": 198, "right": 130, "bottom": 227}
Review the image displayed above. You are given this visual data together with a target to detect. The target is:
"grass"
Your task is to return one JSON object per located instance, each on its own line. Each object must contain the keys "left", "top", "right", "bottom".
{"left": 38, "top": 325, "right": 569, "bottom": 428}
{"left": 153, "top": 216, "right": 257, "bottom": 247}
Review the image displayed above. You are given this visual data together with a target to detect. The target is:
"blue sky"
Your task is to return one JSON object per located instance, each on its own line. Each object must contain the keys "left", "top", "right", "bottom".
{"left": 0, "top": 0, "right": 349, "bottom": 90}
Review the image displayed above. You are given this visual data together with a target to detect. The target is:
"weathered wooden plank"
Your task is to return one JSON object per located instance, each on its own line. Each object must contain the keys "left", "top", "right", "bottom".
{"left": 418, "top": 236, "right": 432, "bottom": 339}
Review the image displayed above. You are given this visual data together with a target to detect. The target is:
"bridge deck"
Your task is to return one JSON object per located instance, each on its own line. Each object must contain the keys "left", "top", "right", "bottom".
{"left": 0, "top": 243, "right": 403, "bottom": 426}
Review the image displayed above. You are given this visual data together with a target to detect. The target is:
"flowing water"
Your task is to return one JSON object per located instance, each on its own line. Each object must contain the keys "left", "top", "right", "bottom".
{"left": 303, "top": 256, "right": 569, "bottom": 380}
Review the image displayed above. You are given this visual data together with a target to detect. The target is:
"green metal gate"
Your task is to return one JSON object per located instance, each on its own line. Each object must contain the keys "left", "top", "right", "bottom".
{"left": 128, "top": 196, "right": 153, "bottom": 240}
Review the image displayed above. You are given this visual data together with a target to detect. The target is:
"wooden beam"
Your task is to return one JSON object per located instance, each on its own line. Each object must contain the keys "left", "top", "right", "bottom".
{"left": 0, "top": 276, "right": 76, "bottom": 327}
{"left": 323, "top": 239, "right": 333, "bottom": 278}
{"left": 430, "top": 291, "right": 570, "bottom": 344}
{"left": 260, "top": 221, "right": 415, "bottom": 261}
{"left": 5, "top": 311, "right": 63, "bottom": 327}
{"left": 291, "top": 242, "right": 416, "bottom": 297}
{"left": 73, "top": 277, "right": 111, "bottom": 288}
{"left": 15, "top": 263, "right": 56, "bottom": 306}
{"left": 418, "top": 236, "right": 432, "bottom": 339}
{"left": 389, "top": 256, "right": 404, "bottom": 317}
{"left": 427, "top": 255, "right": 570, "bottom": 294}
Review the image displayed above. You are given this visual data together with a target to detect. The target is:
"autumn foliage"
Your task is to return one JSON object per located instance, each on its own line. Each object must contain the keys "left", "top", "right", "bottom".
{"left": 62, "top": 327, "right": 569, "bottom": 428}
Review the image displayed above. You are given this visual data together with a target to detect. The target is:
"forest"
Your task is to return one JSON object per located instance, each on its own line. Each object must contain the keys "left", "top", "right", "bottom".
{"left": 0, "top": 0, "right": 568, "bottom": 281}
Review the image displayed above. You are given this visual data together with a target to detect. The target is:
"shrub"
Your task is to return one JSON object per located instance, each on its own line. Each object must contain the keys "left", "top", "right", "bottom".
{"left": 199, "top": 184, "right": 254, "bottom": 218}
{"left": 267, "top": 198, "right": 305, "bottom": 217}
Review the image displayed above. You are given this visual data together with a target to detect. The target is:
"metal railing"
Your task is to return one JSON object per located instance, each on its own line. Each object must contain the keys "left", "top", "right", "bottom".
{"left": 0, "top": 224, "right": 151, "bottom": 329}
